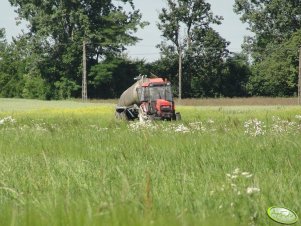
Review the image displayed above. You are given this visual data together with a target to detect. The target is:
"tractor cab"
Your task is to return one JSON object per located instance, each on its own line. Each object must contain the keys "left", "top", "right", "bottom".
{"left": 137, "top": 78, "right": 175, "bottom": 120}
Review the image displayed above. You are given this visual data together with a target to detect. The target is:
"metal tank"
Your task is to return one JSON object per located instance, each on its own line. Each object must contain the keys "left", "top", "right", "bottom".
{"left": 117, "top": 76, "right": 149, "bottom": 107}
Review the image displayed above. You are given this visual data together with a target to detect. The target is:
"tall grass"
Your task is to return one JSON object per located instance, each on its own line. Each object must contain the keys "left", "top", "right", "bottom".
{"left": 0, "top": 98, "right": 300, "bottom": 226}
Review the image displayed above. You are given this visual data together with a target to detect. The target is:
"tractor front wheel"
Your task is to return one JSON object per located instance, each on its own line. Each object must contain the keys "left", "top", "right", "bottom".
{"left": 175, "top": 112, "right": 181, "bottom": 121}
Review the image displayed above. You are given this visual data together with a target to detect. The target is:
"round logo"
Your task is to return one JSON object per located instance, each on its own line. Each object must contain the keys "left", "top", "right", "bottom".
{"left": 267, "top": 206, "right": 298, "bottom": 224}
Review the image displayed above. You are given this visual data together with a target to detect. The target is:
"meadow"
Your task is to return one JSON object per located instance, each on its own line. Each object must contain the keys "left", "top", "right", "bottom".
{"left": 0, "top": 98, "right": 300, "bottom": 226}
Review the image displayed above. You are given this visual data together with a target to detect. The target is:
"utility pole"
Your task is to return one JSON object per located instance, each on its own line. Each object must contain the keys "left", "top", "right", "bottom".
{"left": 82, "top": 40, "right": 87, "bottom": 101}
{"left": 178, "top": 47, "right": 182, "bottom": 100}
{"left": 298, "top": 46, "right": 301, "bottom": 105}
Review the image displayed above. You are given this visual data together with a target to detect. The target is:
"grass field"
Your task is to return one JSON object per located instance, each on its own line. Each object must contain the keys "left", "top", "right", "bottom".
{"left": 0, "top": 98, "right": 300, "bottom": 226}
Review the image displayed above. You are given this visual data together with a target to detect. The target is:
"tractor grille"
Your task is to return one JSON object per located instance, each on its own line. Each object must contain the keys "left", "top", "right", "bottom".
{"left": 160, "top": 105, "right": 171, "bottom": 112}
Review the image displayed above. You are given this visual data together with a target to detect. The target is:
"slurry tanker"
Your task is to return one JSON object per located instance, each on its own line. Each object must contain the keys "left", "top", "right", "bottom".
{"left": 115, "top": 75, "right": 181, "bottom": 121}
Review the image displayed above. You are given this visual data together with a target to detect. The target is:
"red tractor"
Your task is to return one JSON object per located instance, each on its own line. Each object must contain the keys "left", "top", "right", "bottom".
{"left": 116, "top": 75, "right": 181, "bottom": 121}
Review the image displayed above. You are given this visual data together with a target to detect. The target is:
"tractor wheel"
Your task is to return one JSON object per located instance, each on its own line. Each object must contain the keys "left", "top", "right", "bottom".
{"left": 175, "top": 112, "right": 181, "bottom": 121}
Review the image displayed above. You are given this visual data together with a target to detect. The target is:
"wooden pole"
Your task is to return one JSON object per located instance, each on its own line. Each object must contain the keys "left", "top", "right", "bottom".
{"left": 178, "top": 47, "right": 182, "bottom": 100}
{"left": 82, "top": 40, "right": 87, "bottom": 101}
{"left": 298, "top": 47, "right": 301, "bottom": 105}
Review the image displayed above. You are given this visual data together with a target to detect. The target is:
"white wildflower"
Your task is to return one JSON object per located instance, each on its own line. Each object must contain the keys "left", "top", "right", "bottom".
{"left": 241, "top": 172, "right": 253, "bottom": 178}
{"left": 223, "top": 125, "right": 230, "bottom": 132}
{"left": 233, "top": 168, "right": 240, "bottom": 174}
{"left": 207, "top": 119, "right": 214, "bottom": 124}
{"left": 246, "top": 187, "right": 260, "bottom": 194}
{"left": 295, "top": 115, "right": 301, "bottom": 120}
{"left": 271, "top": 116, "right": 297, "bottom": 134}
{"left": 272, "top": 116, "right": 281, "bottom": 122}
{"left": 188, "top": 121, "right": 206, "bottom": 132}
{"left": 35, "top": 124, "right": 47, "bottom": 132}
{"left": 19, "top": 125, "right": 30, "bottom": 130}
{"left": 219, "top": 205, "right": 223, "bottom": 209}
{"left": 271, "top": 124, "right": 285, "bottom": 133}
{"left": 244, "top": 119, "right": 265, "bottom": 136}
{"left": 99, "top": 127, "right": 109, "bottom": 131}
{"left": 174, "top": 124, "right": 190, "bottom": 133}
{"left": 128, "top": 121, "right": 157, "bottom": 132}
{"left": 90, "top": 125, "right": 109, "bottom": 132}
{"left": 0, "top": 116, "right": 16, "bottom": 125}
{"left": 241, "top": 172, "right": 250, "bottom": 176}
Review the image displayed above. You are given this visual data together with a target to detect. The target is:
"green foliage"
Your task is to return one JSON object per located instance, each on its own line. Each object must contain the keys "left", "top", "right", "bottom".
{"left": 0, "top": 28, "right": 6, "bottom": 49}
{"left": 54, "top": 77, "right": 80, "bottom": 99}
{"left": 9, "top": 0, "right": 146, "bottom": 48}
{"left": 158, "top": 0, "right": 221, "bottom": 49}
{"left": 157, "top": 0, "right": 230, "bottom": 98}
{"left": 21, "top": 74, "right": 49, "bottom": 99}
{"left": 88, "top": 57, "right": 145, "bottom": 98}
{"left": 0, "top": 37, "right": 25, "bottom": 98}
{"left": 246, "top": 31, "right": 301, "bottom": 97}
{"left": 187, "top": 28, "right": 229, "bottom": 97}
{"left": 153, "top": 30, "right": 231, "bottom": 98}
{"left": 6, "top": 0, "right": 146, "bottom": 99}
{"left": 0, "top": 34, "right": 51, "bottom": 99}
{"left": 234, "top": 0, "right": 301, "bottom": 97}
{"left": 234, "top": 0, "right": 301, "bottom": 61}
{"left": 221, "top": 53, "right": 251, "bottom": 97}
{"left": 0, "top": 1, "right": 253, "bottom": 99}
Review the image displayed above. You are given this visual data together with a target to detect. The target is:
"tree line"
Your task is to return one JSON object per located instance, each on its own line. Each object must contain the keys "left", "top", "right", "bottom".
{"left": 0, "top": 0, "right": 300, "bottom": 100}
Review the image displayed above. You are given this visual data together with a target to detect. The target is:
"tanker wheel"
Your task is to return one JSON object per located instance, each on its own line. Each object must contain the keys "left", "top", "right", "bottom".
{"left": 115, "top": 111, "right": 128, "bottom": 120}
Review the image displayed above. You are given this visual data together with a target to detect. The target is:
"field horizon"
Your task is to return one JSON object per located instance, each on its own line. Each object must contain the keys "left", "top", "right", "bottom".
{"left": 85, "top": 97, "right": 300, "bottom": 106}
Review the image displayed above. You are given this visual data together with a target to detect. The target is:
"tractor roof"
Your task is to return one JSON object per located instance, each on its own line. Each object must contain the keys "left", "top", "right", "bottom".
{"left": 142, "top": 78, "right": 166, "bottom": 87}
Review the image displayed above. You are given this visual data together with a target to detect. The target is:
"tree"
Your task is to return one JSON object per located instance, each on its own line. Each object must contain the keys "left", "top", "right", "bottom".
{"left": 157, "top": 0, "right": 229, "bottom": 98}
{"left": 234, "top": 0, "right": 301, "bottom": 97}
{"left": 187, "top": 28, "right": 229, "bottom": 97}
{"left": 246, "top": 31, "right": 301, "bottom": 96}
{"left": 9, "top": 0, "right": 147, "bottom": 99}
{"left": 88, "top": 57, "right": 147, "bottom": 98}
{"left": 234, "top": 0, "right": 301, "bottom": 61}
{"left": 0, "top": 28, "right": 6, "bottom": 49}
{"left": 0, "top": 33, "right": 51, "bottom": 99}
{"left": 221, "top": 53, "right": 251, "bottom": 97}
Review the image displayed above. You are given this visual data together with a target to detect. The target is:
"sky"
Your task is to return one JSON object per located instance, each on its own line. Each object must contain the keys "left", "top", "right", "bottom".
{"left": 1, "top": 0, "right": 252, "bottom": 62}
